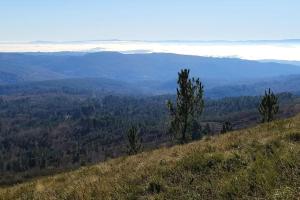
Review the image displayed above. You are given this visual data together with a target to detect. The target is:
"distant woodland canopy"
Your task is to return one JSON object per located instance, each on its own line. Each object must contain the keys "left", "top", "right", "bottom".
{"left": 0, "top": 83, "right": 298, "bottom": 185}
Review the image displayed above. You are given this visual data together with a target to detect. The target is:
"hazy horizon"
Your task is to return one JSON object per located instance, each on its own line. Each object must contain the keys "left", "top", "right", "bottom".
{"left": 1, "top": 39, "right": 300, "bottom": 61}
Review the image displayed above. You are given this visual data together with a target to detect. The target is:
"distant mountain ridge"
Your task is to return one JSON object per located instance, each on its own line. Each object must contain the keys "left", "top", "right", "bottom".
{"left": 1, "top": 52, "right": 300, "bottom": 98}
{"left": 1, "top": 52, "right": 300, "bottom": 85}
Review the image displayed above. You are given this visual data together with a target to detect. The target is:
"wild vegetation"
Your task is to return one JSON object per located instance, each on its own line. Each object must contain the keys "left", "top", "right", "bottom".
{"left": 126, "top": 126, "right": 142, "bottom": 155}
{"left": 0, "top": 114, "right": 299, "bottom": 199}
{"left": 0, "top": 64, "right": 298, "bottom": 199}
{"left": 259, "top": 88, "right": 279, "bottom": 123}
{"left": 0, "top": 87, "right": 299, "bottom": 185}
{"left": 167, "top": 69, "right": 204, "bottom": 143}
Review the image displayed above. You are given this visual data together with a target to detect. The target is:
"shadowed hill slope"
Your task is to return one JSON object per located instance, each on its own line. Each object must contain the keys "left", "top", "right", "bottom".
{"left": 1, "top": 114, "right": 299, "bottom": 199}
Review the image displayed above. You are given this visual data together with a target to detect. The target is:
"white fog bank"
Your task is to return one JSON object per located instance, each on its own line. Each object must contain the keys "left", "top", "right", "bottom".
{"left": 1, "top": 40, "right": 300, "bottom": 61}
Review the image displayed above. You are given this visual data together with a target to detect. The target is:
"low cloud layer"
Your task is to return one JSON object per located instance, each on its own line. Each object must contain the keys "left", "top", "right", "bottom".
{"left": 1, "top": 40, "right": 300, "bottom": 61}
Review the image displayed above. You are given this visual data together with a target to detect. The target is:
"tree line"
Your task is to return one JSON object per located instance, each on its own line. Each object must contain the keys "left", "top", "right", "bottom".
{"left": 126, "top": 68, "right": 280, "bottom": 153}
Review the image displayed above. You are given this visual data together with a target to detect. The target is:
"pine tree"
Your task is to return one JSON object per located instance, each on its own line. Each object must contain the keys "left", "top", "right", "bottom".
{"left": 126, "top": 126, "right": 142, "bottom": 155}
{"left": 202, "top": 123, "right": 212, "bottom": 135}
{"left": 258, "top": 88, "right": 279, "bottom": 123}
{"left": 220, "top": 121, "right": 233, "bottom": 134}
{"left": 191, "top": 120, "right": 202, "bottom": 140}
{"left": 167, "top": 69, "right": 204, "bottom": 143}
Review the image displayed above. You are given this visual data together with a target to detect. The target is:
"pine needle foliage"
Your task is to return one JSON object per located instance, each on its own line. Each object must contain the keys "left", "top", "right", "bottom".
{"left": 167, "top": 69, "right": 204, "bottom": 143}
{"left": 258, "top": 88, "right": 279, "bottom": 123}
{"left": 126, "top": 126, "right": 142, "bottom": 155}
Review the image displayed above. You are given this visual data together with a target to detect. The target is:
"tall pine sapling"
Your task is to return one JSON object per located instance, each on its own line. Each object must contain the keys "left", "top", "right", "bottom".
{"left": 167, "top": 69, "right": 204, "bottom": 144}
{"left": 191, "top": 119, "right": 202, "bottom": 140}
{"left": 202, "top": 123, "right": 212, "bottom": 136}
{"left": 258, "top": 88, "right": 279, "bottom": 123}
{"left": 220, "top": 121, "right": 233, "bottom": 134}
{"left": 126, "top": 126, "right": 142, "bottom": 155}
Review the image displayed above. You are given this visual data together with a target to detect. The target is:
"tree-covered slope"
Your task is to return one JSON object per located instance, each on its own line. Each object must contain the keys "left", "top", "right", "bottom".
{"left": 1, "top": 115, "right": 299, "bottom": 200}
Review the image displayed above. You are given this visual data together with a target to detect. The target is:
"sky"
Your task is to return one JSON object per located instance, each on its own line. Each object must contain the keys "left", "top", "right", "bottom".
{"left": 0, "top": 0, "right": 300, "bottom": 42}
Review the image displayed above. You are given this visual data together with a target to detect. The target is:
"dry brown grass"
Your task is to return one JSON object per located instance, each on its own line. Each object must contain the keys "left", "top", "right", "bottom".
{"left": 1, "top": 115, "right": 300, "bottom": 200}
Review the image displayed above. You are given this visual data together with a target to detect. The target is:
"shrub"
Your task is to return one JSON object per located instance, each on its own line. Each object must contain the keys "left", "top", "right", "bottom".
{"left": 180, "top": 153, "right": 224, "bottom": 174}
{"left": 148, "top": 180, "right": 162, "bottom": 194}
{"left": 285, "top": 132, "right": 300, "bottom": 142}
{"left": 222, "top": 153, "right": 247, "bottom": 172}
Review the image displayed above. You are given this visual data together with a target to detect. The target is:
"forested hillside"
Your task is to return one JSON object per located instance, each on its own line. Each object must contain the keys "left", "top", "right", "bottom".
{"left": 0, "top": 88, "right": 299, "bottom": 185}
{"left": 1, "top": 114, "right": 299, "bottom": 199}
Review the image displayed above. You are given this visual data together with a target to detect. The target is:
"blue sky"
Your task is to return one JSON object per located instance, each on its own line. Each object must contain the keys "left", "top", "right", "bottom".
{"left": 0, "top": 0, "right": 300, "bottom": 41}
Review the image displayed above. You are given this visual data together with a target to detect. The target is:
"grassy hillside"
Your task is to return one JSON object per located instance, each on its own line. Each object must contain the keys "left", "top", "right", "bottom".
{"left": 0, "top": 115, "right": 299, "bottom": 200}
